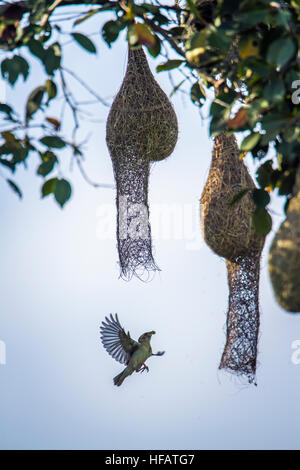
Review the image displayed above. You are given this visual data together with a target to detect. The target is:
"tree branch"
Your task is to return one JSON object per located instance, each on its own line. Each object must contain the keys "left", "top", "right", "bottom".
{"left": 3, "top": 1, "right": 186, "bottom": 14}
{"left": 62, "top": 66, "right": 110, "bottom": 107}
{"left": 40, "top": 0, "right": 64, "bottom": 27}
{"left": 143, "top": 17, "right": 185, "bottom": 58}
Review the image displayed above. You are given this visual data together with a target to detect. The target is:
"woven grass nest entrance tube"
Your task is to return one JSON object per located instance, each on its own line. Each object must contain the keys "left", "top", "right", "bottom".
{"left": 106, "top": 47, "right": 178, "bottom": 280}
{"left": 220, "top": 241, "right": 264, "bottom": 384}
{"left": 201, "top": 131, "right": 265, "bottom": 383}
{"left": 269, "top": 166, "right": 300, "bottom": 312}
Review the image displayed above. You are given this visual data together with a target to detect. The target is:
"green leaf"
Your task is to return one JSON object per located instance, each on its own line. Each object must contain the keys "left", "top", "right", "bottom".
{"left": 54, "top": 179, "right": 72, "bottom": 207}
{"left": 37, "top": 151, "right": 57, "bottom": 177}
{"left": 229, "top": 188, "right": 250, "bottom": 207}
{"left": 277, "top": 140, "right": 299, "bottom": 163}
{"left": 156, "top": 60, "right": 184, "bottom": 73}
{"left": 260, "top": 131, "right": 278, "bottom": 146}
{"left": 13, "top": 146, "right": 28, "bottom": 163}
{"left": 1, "top": 56, "right": 29, "bottom": 85}
{"left": 190, "top": 81, "right": 205, "bottom": 106}
{"left": 28, "top": 39, "right": 45, "bottom": 60}
{"left": 252, "top": 188, "right": 270, "bottom": 208}
{"left": 128, "top": 23, "right": 156, "bottom": 48}
{"left": 0, "top": 103, "right": 13, "bottom": 115}
{"left": 252, "top": 207, "right": 272, "bottom": 236}
{"left": 278, "top": 172, "right": 295, "bottom": 195}
{"left": 147, "top": 35, "right": 161, "bottom": 58}
{"left": 216, "top": 90, "right": 237, "bottom": 106}
{"left": 102, "top": 20, "right": 125, "bottom": 47}
{"left": 274, "top": 8, "right": 292, "bottom": 28}
{"left": 209, "top": 115, "right": 227, "bottom": 136}
{"left": 168, "top": 27, "right": 185, "bottom": 38}
{"left": 37, "top": 159, "right": 55, "bottom": 176}
{"left": 185, "top": 30, "right": 206, "bottom": 61}
{"left": 1, "top": 131, "right": 17, "bottom": 143}
{"left": 267, "top": 37, "right": 296, "bottom": 68}
{"left": 132, "top": 4, "right": 168, "bottom": 25}
{"left": 0, "top": 132, "right": 28, "bottom": 164}
{"left": 140, "top": 3, "right": 159, "bottom": 14}
{"left": 208, "top": 29, "right": 231, "bottom": 53}
{"left": 263, "top": 79, "right": 285, "bottom": 103}
{"left": 41, "top": 177, "right": 58, "bottom": 197}
{"left": 260, "top": 114, "right": 286, "bottom": 133}
{"left": 7, "top": 179, "right": 22, "bottom": 199}
{"left": 284, "top": 126, "right": 300, "bottom": 143}
{"left": 210, "top": 91, "right": 236, "bottom": 119}
{"left": 72, "top": 32, "right": 97, "bottom": 53}
{"left": 240, "top": 132, "right": 260, "bottom": 151}
{"left": 256, "top": 160, "right": 273, "bottom": 188}
{"left": 237, "top": 9, "right": 269, "bottom": 28}
{"left": 0, "top": 158, "right": 15, "bottom": 172}
{"left": 13, "top": 56, "right": 29, "bottom": 80}
{"left": 43, "top": 43, "right": 62, "bottom": 75}
{"left": 25, "top": 86, "right": 45, "bottom": 122}
{"left": 45, "top": 79, "right": 57, "bottom": 100}
{"left": 40, "top": 136, "right": 66, "bottom": 148}
{"left": 246, "top": 99, "right": 267, "bottom": 129}
{"left": 185, "top": 0, "right": 202, "bottom": 20}
{"left": 247, "top": 59, "right": 272, "bottom": 77}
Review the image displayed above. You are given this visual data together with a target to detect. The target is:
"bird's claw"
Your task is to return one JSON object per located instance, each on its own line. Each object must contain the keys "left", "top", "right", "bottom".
{"left": 137, "top": 363, "right": 149, "bottom": 374}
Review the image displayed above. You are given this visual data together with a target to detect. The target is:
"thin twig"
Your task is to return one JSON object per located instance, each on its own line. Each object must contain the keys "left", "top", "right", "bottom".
{"left": 40, "top": 0, "right": 64, "bottom": 27}
{"left": 144, "top": 17, "right": 185, "bottom": 58}
{"left": 62, "top": 66, "right": 110, "bottom": 107}
{"left": 59, "top": 68, "right": 79, "bottom": 141}
{"left": 75, "top": 157, "right": 115, "bottom": 188}
{"left": 6, "top": 0, "right": 188, "bottom": 14}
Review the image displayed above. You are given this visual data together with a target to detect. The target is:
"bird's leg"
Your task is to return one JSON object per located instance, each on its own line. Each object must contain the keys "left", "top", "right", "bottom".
{"left": 140, "top": 363, "right": 149, "bottom": 373}
{"left": 136, "top": 363, "right": 149, "bottom": 373}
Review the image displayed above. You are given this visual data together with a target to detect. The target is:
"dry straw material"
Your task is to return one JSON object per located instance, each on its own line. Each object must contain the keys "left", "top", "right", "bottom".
{"left": 200, "top": 131, "right": 265, "bottom": 383}
{"left": 219, "top": 240, "right": 264, "bottom": 383}
{"left": 269, "top": 167, "right": 300, "bottom": 312}
{"left": 106, "top": 47, "right": 178, "bottom": 280}
{"left": 200, "top": 132, "right": 259, "bottom": 261}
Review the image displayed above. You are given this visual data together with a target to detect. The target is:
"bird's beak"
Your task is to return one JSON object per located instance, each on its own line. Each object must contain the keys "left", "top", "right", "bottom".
{"left": 149, "top": 331, "right": 156, "bottom": 336}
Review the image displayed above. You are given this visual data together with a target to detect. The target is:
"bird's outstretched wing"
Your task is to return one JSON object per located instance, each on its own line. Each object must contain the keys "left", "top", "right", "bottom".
{"left": 100, "top": 313, "right": 139, "bottom": 365}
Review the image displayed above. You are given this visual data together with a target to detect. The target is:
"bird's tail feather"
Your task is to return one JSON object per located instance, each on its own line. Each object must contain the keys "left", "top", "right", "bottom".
{"left": 113, "top": 367, "right": 133, "bottom": 386}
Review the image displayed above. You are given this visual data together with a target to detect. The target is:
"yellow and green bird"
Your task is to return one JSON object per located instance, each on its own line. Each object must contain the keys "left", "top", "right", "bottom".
{"left": 100, "top": 314, "right": 165, "bottom": 386}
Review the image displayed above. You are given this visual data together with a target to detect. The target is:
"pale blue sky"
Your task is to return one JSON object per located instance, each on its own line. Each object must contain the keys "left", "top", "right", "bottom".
{"left": 0, "top": 7, "right": 300, "bottom": 450}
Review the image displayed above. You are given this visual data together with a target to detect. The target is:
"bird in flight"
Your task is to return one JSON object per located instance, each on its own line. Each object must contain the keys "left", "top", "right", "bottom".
{"left": 100, "top": 313, "right": 165, "bottom": 386}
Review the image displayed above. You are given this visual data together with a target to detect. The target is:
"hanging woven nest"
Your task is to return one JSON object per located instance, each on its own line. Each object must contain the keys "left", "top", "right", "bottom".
{"left": 268, "top": 167, "right": 300, "bottom": 312}
{"left": 106, "top": 46, "right": 178, "bottom": 280}
{"left": 200, "top": 130, "right": 265, "bottom": 383}
{"left": 200, "top": 132, "right": 260, "bottom": 261}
